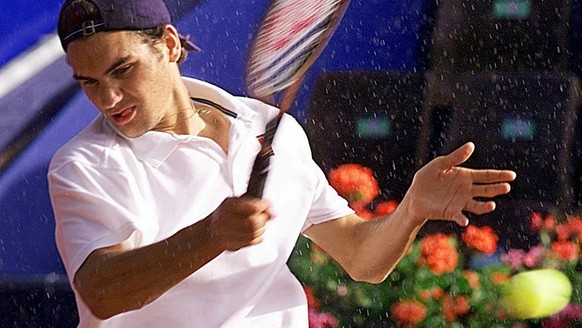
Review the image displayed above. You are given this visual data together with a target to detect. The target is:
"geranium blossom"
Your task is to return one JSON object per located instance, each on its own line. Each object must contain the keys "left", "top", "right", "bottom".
{"left": 544, "top": 215, "right": 557, "bottom": 231}
{"left": 557, "top": 216, "right": 582, "bottom": 241}
{"left": 566, "top": 216, "right": 582, "bottom": 235}
{"left": 419, "top": 233, "right": 459, "bottom": 275}
{"left": 419, "top": 287, "right": 444, "bottom": 301}
{"left": 374, "top": 200, "right": 398, "bottom": 216}
{"left": 551, "top": 240, "right": 580, "bottom": 262}
{"left": 355, "top": 208, "right": 374, "bottom": 221}
{"left": 463, "top": 270, "right": 480, "bottom": 289}
{"left": 390, "top": 300, "right": 427, "bottom": 325}
{"left": 462, "top": 225, "right": 498, "bottom": 255}
{"left": 328, "top": 164, "right": 379, "bottom": 210}
{"left": 304, "top": 286, "right": 320, "bottom": 309}
{"left": 530, "top": 212, "right": 544, "bottom": 231}
{"left": 443, "top": 294, "right": 471, "bottom": 322}
{"left": 491, "top": 271, "right": 510, "bottom": 285}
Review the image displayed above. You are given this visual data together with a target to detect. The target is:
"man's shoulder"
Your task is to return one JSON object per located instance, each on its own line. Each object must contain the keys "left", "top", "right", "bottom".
{"left": 49, "top": 116, "right": 120, "bottom": 171}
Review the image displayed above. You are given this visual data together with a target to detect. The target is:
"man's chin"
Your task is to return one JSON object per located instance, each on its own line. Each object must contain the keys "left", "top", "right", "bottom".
{"left": 121, "top": 129, "right": 147, "bottom": 139}
{"left": 114, "top": 124, "right": 147, "bottom": 139}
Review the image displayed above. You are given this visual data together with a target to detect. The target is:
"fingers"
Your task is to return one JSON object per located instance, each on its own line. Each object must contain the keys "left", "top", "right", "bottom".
{"left": 472, "top": 182, "right": 512, "bottom": 198}
{"left": 452, "top": 212, "right": 470, "bottom": 227}
{"left": 470, "top": 169, "right": 517, "bottom": 184}
{"left": 416, "top": 142, "right": 517, "bottom": 228}
{"left": 435, "top": 143, "right": 517, "bottom": 184}
{"left": 445, "top": 181, "right": 509, "bottom": 224}
{"left": 443, "top": 199, "right": 495, "bottom": 227}
{"left": 210, "top": 197, "right": 273, "bottom": 251}
{"left": 464, "top": 199, "right": 496, "bottom": 215}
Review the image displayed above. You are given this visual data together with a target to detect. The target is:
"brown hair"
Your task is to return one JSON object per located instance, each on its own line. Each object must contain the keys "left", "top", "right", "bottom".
{"left": 138, "top": 25, "right": 190, "bottom": 64}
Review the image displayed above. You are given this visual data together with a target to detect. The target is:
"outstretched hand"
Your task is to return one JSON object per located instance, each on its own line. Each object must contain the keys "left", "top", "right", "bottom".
{"left": 402, "top": 142, "right": 516, "bottom": 227}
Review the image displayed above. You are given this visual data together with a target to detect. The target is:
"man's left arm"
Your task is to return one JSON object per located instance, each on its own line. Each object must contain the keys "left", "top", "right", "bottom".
{"left": 304, "top": 142, "right": 516, "bottom": 284}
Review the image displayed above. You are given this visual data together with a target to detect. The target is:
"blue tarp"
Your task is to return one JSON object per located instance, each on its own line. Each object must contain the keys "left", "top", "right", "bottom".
{"left": 0, "top": 2, "right": 60, "bottom": 67}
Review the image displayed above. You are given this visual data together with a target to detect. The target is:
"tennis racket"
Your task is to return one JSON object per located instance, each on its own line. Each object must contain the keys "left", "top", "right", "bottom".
{"left": 244, "top": 0, "right": 350, "bottom": 198}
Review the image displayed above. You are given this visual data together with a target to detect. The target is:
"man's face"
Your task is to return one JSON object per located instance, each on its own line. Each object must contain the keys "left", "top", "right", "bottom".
{"left": 67, "top": 30, "right": 181, "bottom": 138}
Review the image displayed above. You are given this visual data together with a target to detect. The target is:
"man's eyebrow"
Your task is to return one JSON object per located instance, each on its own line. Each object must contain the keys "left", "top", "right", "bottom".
{"left": 72, "top": 56, "right": 131, "bottom": 81}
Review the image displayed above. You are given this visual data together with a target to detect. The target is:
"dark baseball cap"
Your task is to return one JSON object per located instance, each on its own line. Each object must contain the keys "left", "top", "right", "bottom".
{"left": 57, "top": 0, "right": 200, "bottom": 52}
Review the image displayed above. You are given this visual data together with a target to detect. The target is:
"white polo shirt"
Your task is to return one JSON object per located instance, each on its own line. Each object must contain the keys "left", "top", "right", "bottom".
{"left": 48, "top": 77, "right": 353, "bottom": 328}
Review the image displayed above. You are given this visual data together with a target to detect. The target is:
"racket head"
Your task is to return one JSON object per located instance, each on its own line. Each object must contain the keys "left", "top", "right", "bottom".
{"left": 245, "top": 0, "right": 350, "bottom": 105}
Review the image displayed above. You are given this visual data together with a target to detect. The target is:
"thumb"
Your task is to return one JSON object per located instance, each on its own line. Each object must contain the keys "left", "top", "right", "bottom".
{"left": 436, "top": 142, "right": 475, "bottom": 170}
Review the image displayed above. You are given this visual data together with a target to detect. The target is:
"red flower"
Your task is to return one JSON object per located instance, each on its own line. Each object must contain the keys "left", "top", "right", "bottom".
{"left": 557, "top": 216, "right": 582, "bottom": 241}
{"left": 374, "top": 200, "right": 399, "bottom": 217}
{"left": 463, "top": 270, "right": 480, "bottom": 289}
{"left": 544, "top": 215, "right": 557, "bottom": 231}
{"left": 418, "top": 289, "right": 431, "bottom": 301}
{"left": 443, "top": 294, "right": 471, "bottom": 322}
{"left": 419, "top": 234, "right": 459, "bottom": 275}
{"left": 566, "top": 216, "right": 582, "bottom": 234}
{"left": 442, "top": 295, "right": 457, "bottom": 322}
{"left": 462, "top": 225, "right": 498, "bottom": 255}
{"left": 454, "top": 295, "right": 471, "bottom": 316}
{"left": 551, "top": 240, "right": 580, "bottom": 262}
{"left": 304, "top": 286, "right": 320, "bottom": 309}
{"left": 491, "top": 271, "right": 510, "bottom": 285}
{"left": 556, "top": 224, "right": 572, "bottom": 241}
{"left": 431, "top": 287, "right": 444, "bottom": 300}
{"left": 530, "top": 212, "right": 544, "bottom": 231}
{"left": 355, "top": 208, "right": 375, "bottom": 221}
{"left": 328, "top": 164, "right": 379, "bottom": 210}
{"left": 419, "top": 287, "right": 444, "bottom": 301}
{"left": 390, "top": 300, "right": 427, "bottom": 325}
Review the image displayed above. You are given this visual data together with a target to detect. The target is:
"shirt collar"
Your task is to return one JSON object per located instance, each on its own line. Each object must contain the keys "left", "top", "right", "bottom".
{"left": 111, "top": 77, "right": 259, "bottom": 167}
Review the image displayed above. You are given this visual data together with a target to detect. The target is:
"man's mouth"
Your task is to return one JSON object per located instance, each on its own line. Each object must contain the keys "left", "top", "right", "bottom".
{"left": 111, "top": 107, "right": 136, "bottom": 125}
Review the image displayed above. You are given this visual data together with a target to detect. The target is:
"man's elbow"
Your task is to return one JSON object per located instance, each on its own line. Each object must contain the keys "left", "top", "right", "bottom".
{"left": 75, "top": 279, "right": 139, "bottom": 320}
{"left": 347, "top": 267, "right": 393, "bottom": 284}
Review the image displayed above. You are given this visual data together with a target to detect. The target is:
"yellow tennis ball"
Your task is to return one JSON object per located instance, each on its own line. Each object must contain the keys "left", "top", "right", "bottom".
{"left": 502, "top": 269, "right": 572, "bottom": 319}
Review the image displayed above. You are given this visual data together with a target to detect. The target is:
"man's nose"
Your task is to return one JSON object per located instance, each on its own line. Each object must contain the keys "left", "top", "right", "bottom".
{"left": 97, "top": 83, "right": 123, "bottom": 109}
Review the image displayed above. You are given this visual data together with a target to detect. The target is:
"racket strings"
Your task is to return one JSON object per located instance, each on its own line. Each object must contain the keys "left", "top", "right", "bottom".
{"left": 256, "top": 0, "right": 339, "bottom": 51}
{"left": 249, "top": 25, "right": 326, "bottom": 95}
{"left": 250, "top": 35, "right": 319, "bottom": 95}
{"left": 252, "top": 0, "right": 340, "bottom": 61}
{"left": 247, "top": 0, "right": 343, "bottom": 97}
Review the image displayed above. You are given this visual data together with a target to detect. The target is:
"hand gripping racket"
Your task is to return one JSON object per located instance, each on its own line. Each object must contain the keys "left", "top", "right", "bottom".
{"left": 244, "top": 0, "right": 350, "bottom": 198}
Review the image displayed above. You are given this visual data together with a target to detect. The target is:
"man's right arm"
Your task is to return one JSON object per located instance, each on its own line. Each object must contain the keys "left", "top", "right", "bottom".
{"left": 74, "top": 197, "right": 272, "bottom": 320}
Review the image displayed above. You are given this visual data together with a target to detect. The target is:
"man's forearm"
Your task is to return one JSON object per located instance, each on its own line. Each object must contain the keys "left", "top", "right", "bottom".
{"left": 74, "top": 217, "right": 224, "bottom": 319}
{"left": 350, "top": 205, "right": 426, "bottom": 283}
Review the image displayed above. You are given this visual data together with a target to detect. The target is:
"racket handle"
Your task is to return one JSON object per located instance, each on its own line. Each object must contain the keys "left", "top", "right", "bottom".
{"left": 244, "top": 151, "right": 271, "bottom": 198}
{"left": 243, "top": 115, "right": 282, "bottom": 198}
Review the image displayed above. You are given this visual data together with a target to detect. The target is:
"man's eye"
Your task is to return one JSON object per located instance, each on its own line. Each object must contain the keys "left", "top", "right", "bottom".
{"left": 82, "top": 79, "right": 97, "bottom": 86}
{"left": 114, "top": 65, "right": 132, "bottom": 76}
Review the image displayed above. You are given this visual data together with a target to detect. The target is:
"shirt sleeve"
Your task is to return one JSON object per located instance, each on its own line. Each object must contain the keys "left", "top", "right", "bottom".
{"left": 48, "top": 161, "right": 144, "bottom": 281}
{"left": 272, "top": 115, "right": 354, "bottom": 231}
{"left": 301, "top": 159, "right": 354, "bottom": 231}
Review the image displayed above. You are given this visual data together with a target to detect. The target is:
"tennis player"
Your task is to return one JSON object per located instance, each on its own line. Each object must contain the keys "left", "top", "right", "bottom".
{"left": 49, "top": 0, "right": 516, "bottom": 326}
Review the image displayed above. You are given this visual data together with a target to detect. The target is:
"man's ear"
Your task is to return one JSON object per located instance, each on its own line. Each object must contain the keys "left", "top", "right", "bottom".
{"left": 163, "top": 25, "right": 182, "bottom": 63}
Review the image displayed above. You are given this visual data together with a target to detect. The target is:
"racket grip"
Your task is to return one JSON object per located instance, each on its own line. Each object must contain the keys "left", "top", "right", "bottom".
{"left": 244, "top": 152, "right": 271, "bottom": 198}
{"left": 243, "top": 115, "right": 282, "bottom": 198}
